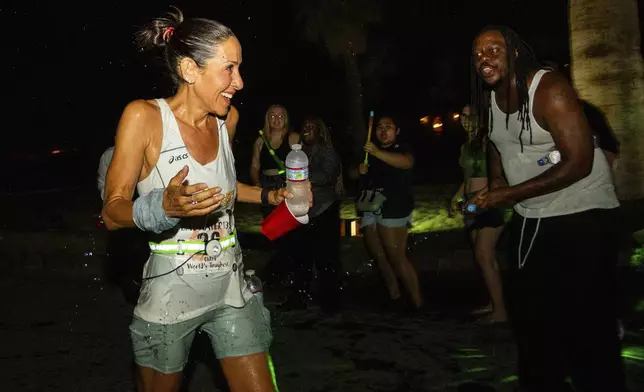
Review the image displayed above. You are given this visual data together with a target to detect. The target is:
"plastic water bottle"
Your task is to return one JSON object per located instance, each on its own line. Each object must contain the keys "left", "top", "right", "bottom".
{"left": 285, "top": 144, "right": 310, "bottom": 217}
{"left": 245, "top": 269, "right": 263, "bottom": 304}
{"left": 537, "top": 150, "right": 561, "bottom": 166}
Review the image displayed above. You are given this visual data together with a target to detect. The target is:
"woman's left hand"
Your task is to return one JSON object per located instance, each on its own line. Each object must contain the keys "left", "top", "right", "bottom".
{"left": 363, "top": 142, "right": 380, "bottom": 156}
{"left": 270, "top": 183, "right": 313, "bottom": 207}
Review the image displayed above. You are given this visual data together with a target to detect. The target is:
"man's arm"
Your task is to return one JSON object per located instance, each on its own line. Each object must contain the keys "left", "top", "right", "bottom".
{"left": 493, "top": 72, "right": 594, "bottom": 204}
{"left": 97, "top": 147, "right": 115, "bottom": 201}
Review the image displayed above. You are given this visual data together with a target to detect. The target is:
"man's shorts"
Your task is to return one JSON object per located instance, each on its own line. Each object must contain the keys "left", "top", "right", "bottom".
{"left": 129, "top": 295, "right": 272, "bottom": 374}
{"left": 360, "top": 211, "right": 412, "bottom": 229}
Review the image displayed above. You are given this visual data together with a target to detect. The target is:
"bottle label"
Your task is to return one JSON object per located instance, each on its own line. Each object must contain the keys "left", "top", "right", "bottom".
{"left": 286, "top": 166, "right": 309, "bottom": 181}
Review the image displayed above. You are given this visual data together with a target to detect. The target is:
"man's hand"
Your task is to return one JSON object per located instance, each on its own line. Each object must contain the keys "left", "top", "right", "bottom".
{"left": 469, "top": 187, "right": 509, "bottom": 210}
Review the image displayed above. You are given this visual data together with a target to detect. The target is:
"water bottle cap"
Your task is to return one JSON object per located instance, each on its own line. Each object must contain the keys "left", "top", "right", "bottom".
{"left": 245, "top": 269, "right": 255, "bottom": 276}
{"left": 466, "top": 203, "right": 477, "bottom": 213}
{"left": 291, "top": 144, "right": 302, "bottom": 150}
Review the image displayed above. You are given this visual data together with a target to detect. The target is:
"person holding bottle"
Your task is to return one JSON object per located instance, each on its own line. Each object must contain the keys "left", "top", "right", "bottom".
{"left": 101, "top": 7, "right": 309, "bottom": 391}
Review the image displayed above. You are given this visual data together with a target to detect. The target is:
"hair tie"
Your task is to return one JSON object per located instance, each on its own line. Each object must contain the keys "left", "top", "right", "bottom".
{"left": 162, "top": 27, "right": 175, "bottom": 42}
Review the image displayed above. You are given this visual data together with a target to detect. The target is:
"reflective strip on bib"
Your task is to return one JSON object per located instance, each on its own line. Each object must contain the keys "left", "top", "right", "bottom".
{"left": 149, "top": 230, "right": 237, "bottom": 255}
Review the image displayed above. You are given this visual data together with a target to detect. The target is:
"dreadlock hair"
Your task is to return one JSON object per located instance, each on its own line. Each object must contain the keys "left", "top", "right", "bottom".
{"left": 470, "top": 25, "right": 543, "bottom": 152}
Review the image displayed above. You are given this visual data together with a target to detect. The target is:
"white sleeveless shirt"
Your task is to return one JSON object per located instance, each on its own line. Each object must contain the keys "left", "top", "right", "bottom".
{"left": 489, "top": 70, "right": 619, "bottom": 218}
{"left": 134, "top": 99, "right": 251, "bottom": 325}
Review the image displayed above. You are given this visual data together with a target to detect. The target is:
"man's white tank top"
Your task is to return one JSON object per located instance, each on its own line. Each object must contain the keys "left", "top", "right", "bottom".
{"left": 489, "top": 70, "right": 619, "bottom": 218}
{"left": 134, "top": 98, "right": 251, "bottom": 325}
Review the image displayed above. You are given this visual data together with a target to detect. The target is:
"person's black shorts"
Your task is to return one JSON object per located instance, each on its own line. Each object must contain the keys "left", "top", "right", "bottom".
{"left": 464, "top": 207, "right": 505, "bottom": 231}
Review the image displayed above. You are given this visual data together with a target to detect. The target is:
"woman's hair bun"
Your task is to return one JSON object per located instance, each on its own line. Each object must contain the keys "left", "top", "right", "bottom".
{"left": 135, "top": 6, "right": 184, "bottom": 50}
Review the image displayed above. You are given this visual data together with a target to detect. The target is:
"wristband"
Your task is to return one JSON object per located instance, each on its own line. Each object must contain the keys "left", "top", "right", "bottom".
{"left": 261, "top": 188, "right": 271, "bottom": 206}
{"left": 132, "top": 188, "right": 180, "bottom": 234}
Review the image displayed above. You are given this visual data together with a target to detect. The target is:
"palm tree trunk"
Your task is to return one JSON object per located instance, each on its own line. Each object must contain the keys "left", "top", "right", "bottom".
{"left": 570, "top": 0, "right": 644, "bottom": 200}
{"left": 343, "top": 45, "right": 367, "bottom": 163}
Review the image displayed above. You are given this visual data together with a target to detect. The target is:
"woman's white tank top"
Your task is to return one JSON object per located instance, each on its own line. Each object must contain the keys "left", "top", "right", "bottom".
{"left": 134, "top": 99, "right": 250, "bottom": 325}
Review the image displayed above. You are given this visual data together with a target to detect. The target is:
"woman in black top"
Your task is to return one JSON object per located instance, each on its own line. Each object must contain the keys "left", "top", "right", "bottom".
{"left": 250, "top": 105, "right": 300, "bottom": 287}
{"left": 358, "top": 116, "right": 423, "bottom": 309}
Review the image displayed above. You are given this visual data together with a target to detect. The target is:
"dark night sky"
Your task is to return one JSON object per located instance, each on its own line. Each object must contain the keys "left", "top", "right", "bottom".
{"left": 4, "top": 0, "right": 578, "bottom": 151}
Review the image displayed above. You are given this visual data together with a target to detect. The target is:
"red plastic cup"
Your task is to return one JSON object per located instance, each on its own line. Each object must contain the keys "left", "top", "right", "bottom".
{"left": 260, "top": 200, "right": 309, "bottom": 240}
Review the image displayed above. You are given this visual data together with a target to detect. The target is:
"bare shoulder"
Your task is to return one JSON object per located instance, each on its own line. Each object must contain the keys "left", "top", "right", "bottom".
{"left": 122, "top": 99, "right": 159, "bottom": 120}
{"left": 117, "top": 99, "right": 161, "bottom": 134}
{"left": 253, "top": 136, "right": 264, "bottom": 149}
{"left": 115, "top": 99, "right": 162, "bottom": 159}
{"left": 225, "top": 105, "right": 239, "bottom": 125}
{"left": 533, "top": 71, "right": 580, "bottom": 119}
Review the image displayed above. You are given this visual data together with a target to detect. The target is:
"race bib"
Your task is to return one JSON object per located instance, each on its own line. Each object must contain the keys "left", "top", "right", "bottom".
{"left": 174, "top": 213, "right": 240, "bottom": 276}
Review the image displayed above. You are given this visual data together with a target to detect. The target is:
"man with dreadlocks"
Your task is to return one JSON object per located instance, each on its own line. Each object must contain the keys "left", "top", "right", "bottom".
{"left": 469, "top": 26, "right": 624, "bottom": 392}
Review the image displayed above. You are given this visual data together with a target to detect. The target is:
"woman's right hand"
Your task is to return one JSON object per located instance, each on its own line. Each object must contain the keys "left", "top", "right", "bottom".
{"left": 358, "top": 162, "right": 369, "bottom": 175}
{"left": 163, "top": 166, "right": 224, "bottom": 217}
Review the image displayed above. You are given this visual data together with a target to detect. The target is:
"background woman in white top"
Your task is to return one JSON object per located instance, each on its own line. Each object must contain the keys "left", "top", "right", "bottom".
{"left": 102, "top": 7, "right": 300, "bottom": 392}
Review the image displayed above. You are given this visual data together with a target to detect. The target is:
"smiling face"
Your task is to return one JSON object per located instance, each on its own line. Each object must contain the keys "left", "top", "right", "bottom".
{"left": 301, "top": 121, "right": 319, "bottom": 145}
{"left": 267, "top": 106, "right": 287, "bottom": 131}
{"left": 189, "top": 36, "right": 244, "bottom": 116}
{"left": 473, "top": 30, "right": 509, "bottom": 88}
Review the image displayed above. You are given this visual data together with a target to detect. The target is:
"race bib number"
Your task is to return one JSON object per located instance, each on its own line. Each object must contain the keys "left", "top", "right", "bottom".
{"left": 176, "top": 225, "right": 237, "bottom": 276}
